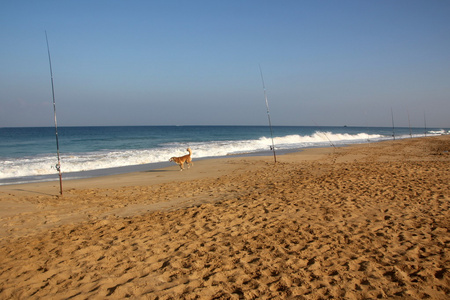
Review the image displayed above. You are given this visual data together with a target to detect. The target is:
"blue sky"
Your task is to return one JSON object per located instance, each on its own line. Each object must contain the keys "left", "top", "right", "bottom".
{"left": 1, "top": 1, "right": 449, "bottom": 127}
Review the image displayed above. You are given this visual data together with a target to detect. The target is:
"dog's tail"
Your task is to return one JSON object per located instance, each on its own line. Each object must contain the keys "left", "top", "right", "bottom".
{"left": 187, "top": 147, "right": 192, "bottom": 156}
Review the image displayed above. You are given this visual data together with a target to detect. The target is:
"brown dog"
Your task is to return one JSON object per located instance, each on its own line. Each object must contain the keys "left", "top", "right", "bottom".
{"left": 169, "top": 148, "right": 193, "bottom": 171}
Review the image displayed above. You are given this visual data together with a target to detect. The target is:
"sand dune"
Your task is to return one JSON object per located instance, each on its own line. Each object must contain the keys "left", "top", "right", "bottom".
{"left": 0, "top": 136, "right": 449, "bottom": 299}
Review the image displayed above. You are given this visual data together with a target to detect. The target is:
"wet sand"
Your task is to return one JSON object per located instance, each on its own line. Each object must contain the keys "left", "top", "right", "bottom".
{"left": 0, "top": 136, "right": 449, "bottom": 299}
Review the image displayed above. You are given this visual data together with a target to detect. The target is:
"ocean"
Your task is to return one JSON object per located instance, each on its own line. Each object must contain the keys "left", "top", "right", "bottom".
{"left": 0, "top": 125, "right": 448, "bottom": 185}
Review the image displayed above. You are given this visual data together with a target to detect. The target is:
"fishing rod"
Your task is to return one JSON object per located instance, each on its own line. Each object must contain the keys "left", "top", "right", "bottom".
{"left": 313, "top": 121, "right": 336, "bottom": 149}
{"left": 45, "top": 31, "right": 63, "bottom": 195}
{"left": 321, "top": 131, "right": 336, "bottom": 149}
{"left": 364, "top": 111, "right": 371, "bottom": 144}
{"left": 423, "top": 111, "right": 427, "bottom": 137}
{"left": 391, "top": 107, "right": 395, "bottom": 140}
{"left": 407, "top": 109, "right": 412, "bottom": 138}
{"left": 259, "top": 65, "right": 277, "bottom": 163}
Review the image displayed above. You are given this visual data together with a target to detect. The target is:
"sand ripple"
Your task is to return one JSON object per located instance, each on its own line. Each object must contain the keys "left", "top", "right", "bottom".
{"left": 0, "top": 136, "right": 449, "bottom": 299}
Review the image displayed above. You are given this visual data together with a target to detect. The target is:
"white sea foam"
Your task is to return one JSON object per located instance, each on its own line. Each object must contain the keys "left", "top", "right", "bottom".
{"left": 0, "top": 131, "right": 429, "bottom": 181}
{"left": 428, "top": 129, "right": 449, "bottom": 135}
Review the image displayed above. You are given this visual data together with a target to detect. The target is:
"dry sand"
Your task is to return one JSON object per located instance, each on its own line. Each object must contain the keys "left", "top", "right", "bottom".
{"left": 0, "top": 136, "right": 449, "bottom": 299}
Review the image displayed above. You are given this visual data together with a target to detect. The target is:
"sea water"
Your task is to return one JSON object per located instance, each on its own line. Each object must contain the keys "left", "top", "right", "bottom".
{"left": 0, "top": 126, "right": 447, "bottom": 185}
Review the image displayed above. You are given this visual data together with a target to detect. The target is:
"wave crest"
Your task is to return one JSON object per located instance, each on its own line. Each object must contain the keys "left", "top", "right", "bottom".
{"left": 0, "top": 130, "right": 426, "bottom": 181}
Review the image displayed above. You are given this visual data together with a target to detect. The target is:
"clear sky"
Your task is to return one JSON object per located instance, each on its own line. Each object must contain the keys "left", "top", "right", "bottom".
{"left": 1, "top": 1, "right": 449, "bottom": 128}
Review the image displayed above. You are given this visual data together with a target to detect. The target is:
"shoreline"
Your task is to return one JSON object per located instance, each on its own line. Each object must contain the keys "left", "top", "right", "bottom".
{"left": 0, "top": 147, "right": 315, "bottom": 198}
{"left": 0, "top": 136, "right": 447, "bottom": 230}
{"left": 0, "top": 135, "right": 449, "bottom": 299}
{"left": 3, "top": 128, "right": 448, "bottom": 186}
{"left": 0, "top": 138, "right": 410, "bottom": 187}
{"left": 0, "top": 143, "right": 328, "bottom": 187}
{"left": 0, "top": 144, "right": 323, "bottom": 187}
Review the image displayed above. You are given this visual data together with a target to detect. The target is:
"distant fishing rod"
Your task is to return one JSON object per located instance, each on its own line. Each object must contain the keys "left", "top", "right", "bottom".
{"left": 364, "top": 110, "right": 371, "bottom": 144}
{"left": 321, "top": 131, "right": 336, "bottom": 149}
{"left": 312, "top": 121, "right": 336, "bottom": 149}
{"left": 45, "top": 31, "right": 63, "bottom": 195}
{"left": 391, "top": 107, "right": 396, "bottom": 140}
{"left": 407, "top": 109, "right": 412, "bottom": 138}
{"left": 423, "top": 111, "right": 427, "bottom": 137}
{"left": 259, "top": 65, "right": 277, "bottom": 163}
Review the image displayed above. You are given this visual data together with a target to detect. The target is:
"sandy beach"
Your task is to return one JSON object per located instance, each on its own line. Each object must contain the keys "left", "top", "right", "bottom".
{"left": 0, "top": 136, "right": 449, "bottom": 299}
